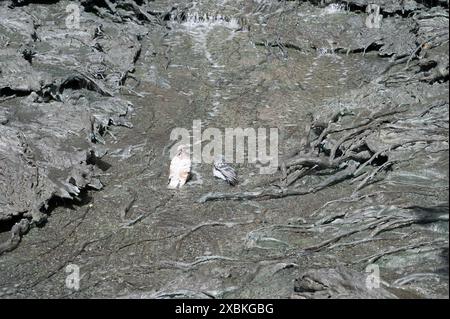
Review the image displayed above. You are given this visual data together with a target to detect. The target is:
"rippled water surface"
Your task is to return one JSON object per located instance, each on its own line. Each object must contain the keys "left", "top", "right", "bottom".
{"left": 1, "top": 0, "right": 448, "bottom": 299}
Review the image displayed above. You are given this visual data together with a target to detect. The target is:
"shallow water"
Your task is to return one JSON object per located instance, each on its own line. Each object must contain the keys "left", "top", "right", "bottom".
{"left": 0, "top": 0, "right": 448, "bottom": 299}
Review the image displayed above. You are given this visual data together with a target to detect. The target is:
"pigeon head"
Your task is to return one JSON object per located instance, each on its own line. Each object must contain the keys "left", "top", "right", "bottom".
{"left": 176, "top": 144, "right": 190, "bottom": 157}
{"left": 214, "top": 154, "right": 226, "bottom": 163}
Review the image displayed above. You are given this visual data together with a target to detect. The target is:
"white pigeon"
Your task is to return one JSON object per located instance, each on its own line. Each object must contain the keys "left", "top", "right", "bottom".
{"left": 168, "top": 144, "right": 192, "bottom": 189}
{"left": 213, "top": 155, "right": 238, "bottom": 186}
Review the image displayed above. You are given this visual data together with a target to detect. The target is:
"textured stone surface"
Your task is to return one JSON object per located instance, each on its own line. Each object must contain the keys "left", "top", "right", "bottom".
{"left": 0, "top": 0, "right": 448, "bottom": 299}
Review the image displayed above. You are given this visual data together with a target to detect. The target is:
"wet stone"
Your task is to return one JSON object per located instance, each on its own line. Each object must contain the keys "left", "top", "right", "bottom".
{"left": 0, "top": 0, "right": 448, "bottom": 299}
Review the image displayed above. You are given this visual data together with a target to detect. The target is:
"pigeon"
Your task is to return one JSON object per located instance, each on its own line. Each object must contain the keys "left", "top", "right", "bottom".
{"left": 168, "top": 144, "right": 192, "bottom": 189}
{"left": 213, "top": 155, "right": 238, "bottom": 186}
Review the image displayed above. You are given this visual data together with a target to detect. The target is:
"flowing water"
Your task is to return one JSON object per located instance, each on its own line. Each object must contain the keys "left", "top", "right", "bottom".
{"left": 0, "top": 0, "right": 448, "bottom": 298}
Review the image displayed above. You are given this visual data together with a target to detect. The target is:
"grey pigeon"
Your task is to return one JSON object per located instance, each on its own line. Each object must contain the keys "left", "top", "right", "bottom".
{"left": 213, "top": 155, "right": 237, "bottom": 186}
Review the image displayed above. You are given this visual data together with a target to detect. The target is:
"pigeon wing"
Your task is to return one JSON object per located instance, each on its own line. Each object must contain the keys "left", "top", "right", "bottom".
{"left": 214, "top": 162, "right": 237, "bottom": 185}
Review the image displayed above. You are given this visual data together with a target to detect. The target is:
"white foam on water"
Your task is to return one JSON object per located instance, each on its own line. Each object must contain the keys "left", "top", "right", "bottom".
{"left": 171, "top": 11, "right": 239, "bottom": 122}
{"left": 181, "top": 12, "right": 240, "bottom": 30}
{"left": 168, "top": 5, "right": 242, "bottom": 123}
{"left": 178, "top": 13, "right": 239, "bottom": 68}
{"left": 322, "top": 3, "right": 347, "bottom": 15}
